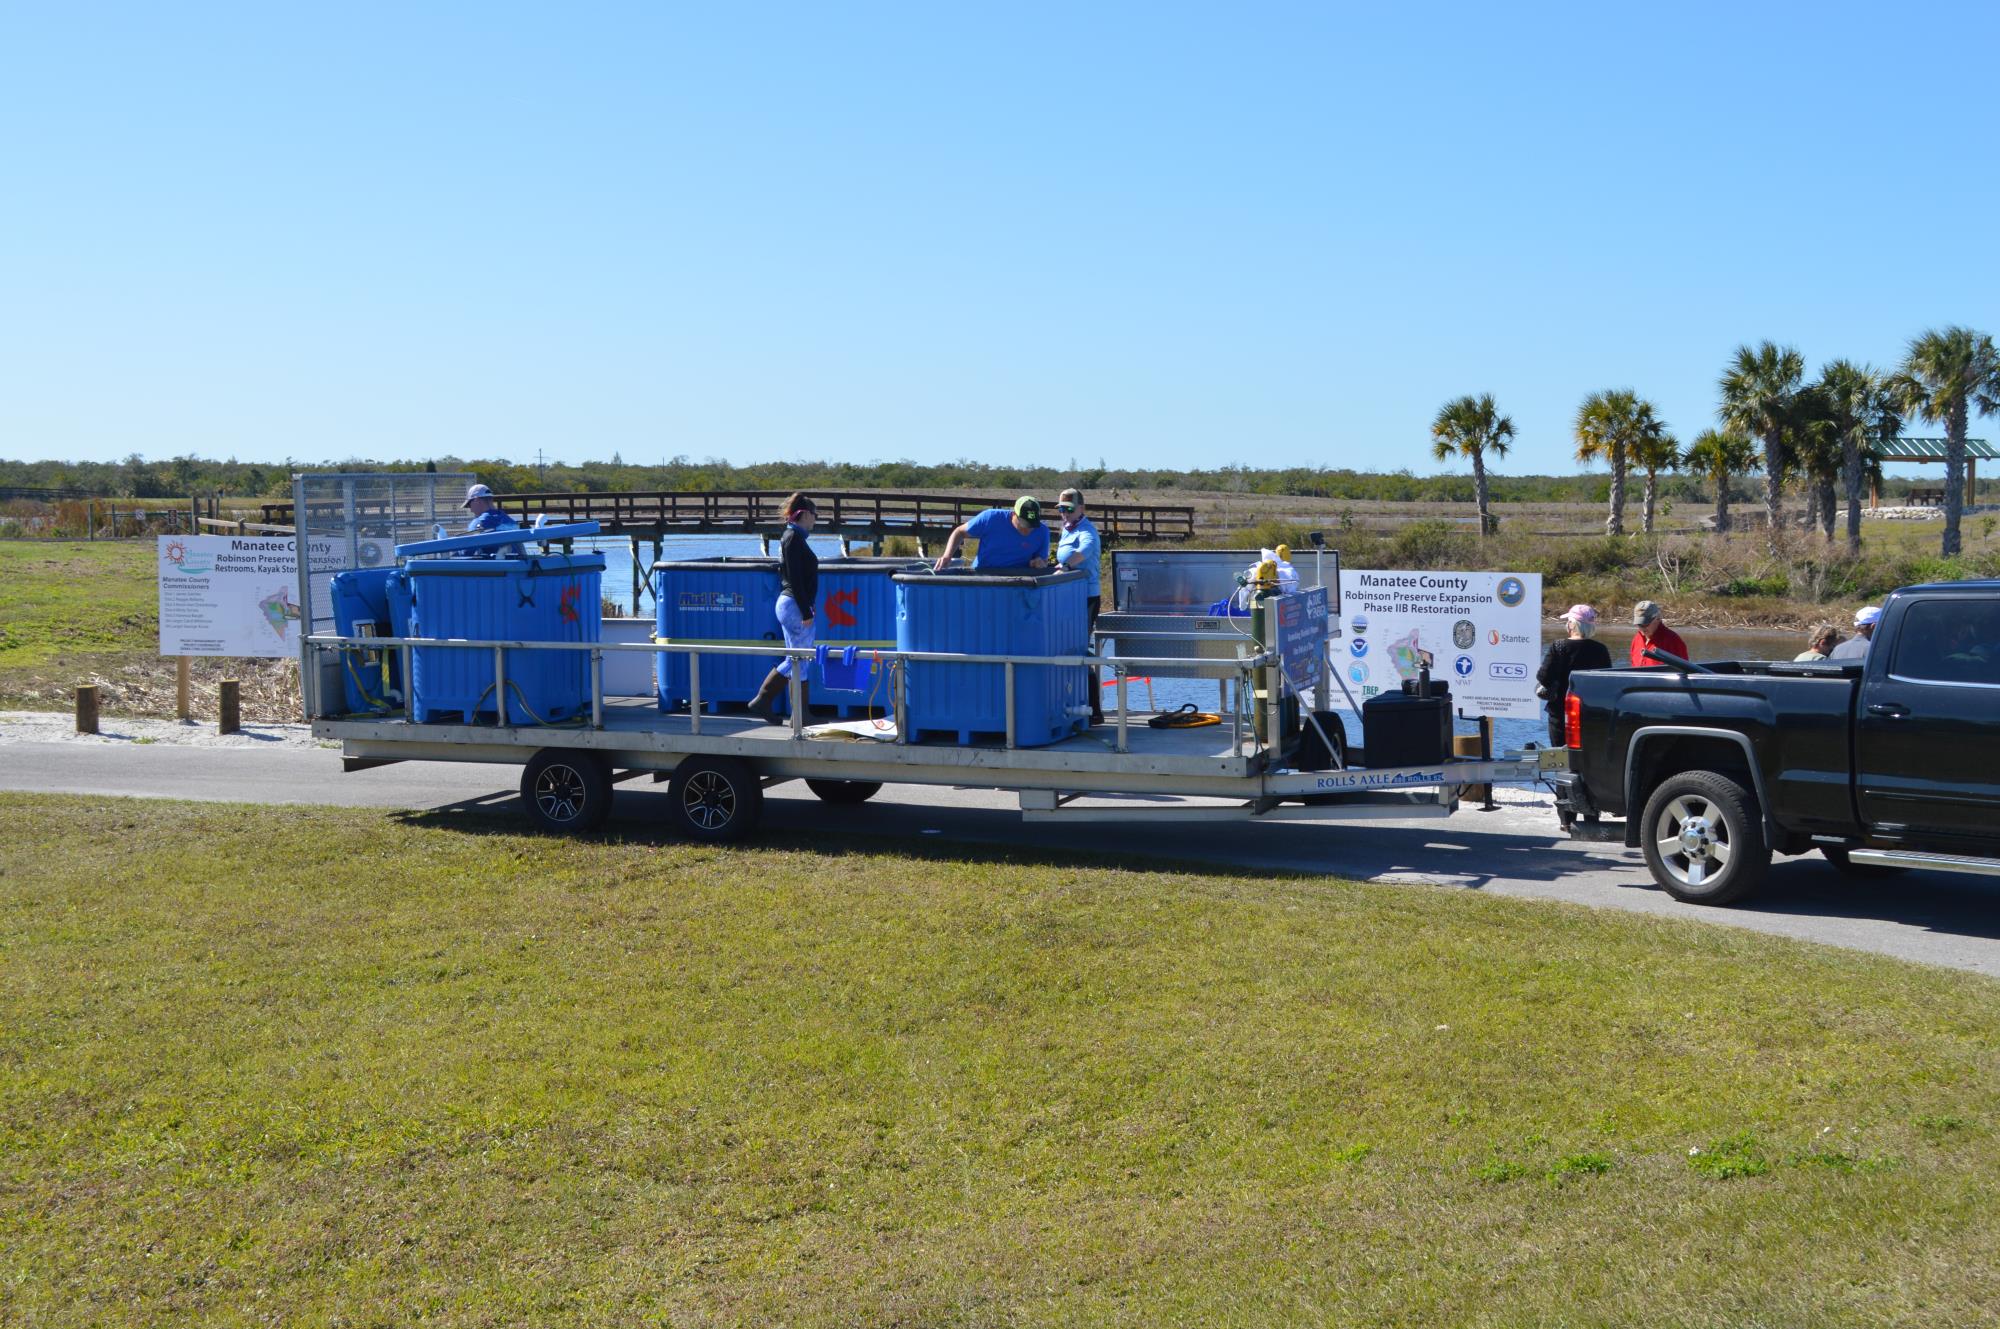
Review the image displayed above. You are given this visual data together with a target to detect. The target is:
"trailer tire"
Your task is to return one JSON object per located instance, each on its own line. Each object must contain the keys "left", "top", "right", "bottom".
{"left": 668, "top": 756, "right": 763, "bottom": 842}
{"left": 805, "top": 779, "right": 882, "bottom": 805}
{"left": 1640, "top": 770, "right": 1769, "bottom": 906}
{"left": 521, "top": 750, "right": 614, "bottom": 834}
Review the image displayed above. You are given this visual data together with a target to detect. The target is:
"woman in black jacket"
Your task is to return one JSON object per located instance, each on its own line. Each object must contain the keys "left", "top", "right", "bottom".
{"left": 1536, "top": 604, "right": 1611, "bottom": 746}
{"left": 748, "top": 494, "right": 819, "bottom": 723}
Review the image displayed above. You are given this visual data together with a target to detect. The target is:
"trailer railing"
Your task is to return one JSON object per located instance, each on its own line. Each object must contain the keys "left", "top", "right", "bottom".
{"left": 304, "top": 632, "right": 1281, "bottom": 758}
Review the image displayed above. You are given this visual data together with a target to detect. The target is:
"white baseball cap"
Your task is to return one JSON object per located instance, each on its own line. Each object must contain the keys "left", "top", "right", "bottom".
{"left": 1854, "top": 605, "right": 1882, "bottom": 628}
{"left": 461, "top": 483, "right": 495, "bottom": 508}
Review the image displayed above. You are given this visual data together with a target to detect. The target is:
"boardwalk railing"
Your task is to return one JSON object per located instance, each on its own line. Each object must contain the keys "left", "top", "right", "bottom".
{"left": 261, "top": 488, "right": 1195, "bottom": 544}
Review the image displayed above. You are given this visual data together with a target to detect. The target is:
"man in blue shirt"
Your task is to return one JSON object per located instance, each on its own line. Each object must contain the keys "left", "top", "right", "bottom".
{"left": 1055, "top": 488, "right": 1104, "bottom": 724}
{"left": 933, "top": 495, "right": 1050, "bottom": 572}
{"left": 462, "top": 483, "right": 524, "bottom": 558}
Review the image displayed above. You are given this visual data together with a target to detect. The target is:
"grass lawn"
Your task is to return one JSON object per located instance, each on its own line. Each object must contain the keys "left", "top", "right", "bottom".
{"left": 3, "top": 795, "right": 1999, "bottom": 1325}
{"left": 0, "top": 541, "right": 156, "bottom": 670}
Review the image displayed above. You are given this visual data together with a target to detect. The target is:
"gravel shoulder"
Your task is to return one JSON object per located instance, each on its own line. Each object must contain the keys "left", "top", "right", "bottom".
{"left": 0, "top": 709, "right": 331, "bottom": 750}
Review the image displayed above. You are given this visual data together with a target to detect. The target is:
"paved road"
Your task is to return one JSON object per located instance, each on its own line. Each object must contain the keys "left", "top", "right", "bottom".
{"left": 6, "top": 742, "right": 2000, "bottom": 977}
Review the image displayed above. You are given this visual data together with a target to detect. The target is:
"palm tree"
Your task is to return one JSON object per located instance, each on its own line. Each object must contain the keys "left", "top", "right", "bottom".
{"left": 1787, "top": 383, "right": 1843, "bottom": 541}
{"left": 1818, "top": 360, "right": 1901, "bottom": 554}
{"left": 1683, "top": 430, "right": 1757, "bottom": 532}
{"left": 1430, "top": 393, "right": 1514, "bottom": 536}
{"left": 1719, "top": 342, "right": 1805, "bottom": 551}
{"left": 1887, "top": 326, "right": 2000, "bottom": 557}
{"left": 1629, "top": 405, "right": 1678, "bottom": 535}
{"left": 1575, "top": 389, "right": 1640, "bottom": 536}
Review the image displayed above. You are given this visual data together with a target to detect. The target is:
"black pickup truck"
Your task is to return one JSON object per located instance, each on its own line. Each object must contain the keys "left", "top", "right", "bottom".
{"left": 1552, "top": 579, "right": 2000, "bottom": 905}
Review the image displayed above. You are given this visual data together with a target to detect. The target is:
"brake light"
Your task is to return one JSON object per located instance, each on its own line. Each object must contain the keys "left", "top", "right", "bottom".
{"left": 1565, "top": 691, "right": 1582, "bottom": 749}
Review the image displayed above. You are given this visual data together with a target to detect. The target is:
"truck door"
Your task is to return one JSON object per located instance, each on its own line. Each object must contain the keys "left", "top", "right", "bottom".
{"left": 1855, "top": 595, "right": 2000, "bottom": 844}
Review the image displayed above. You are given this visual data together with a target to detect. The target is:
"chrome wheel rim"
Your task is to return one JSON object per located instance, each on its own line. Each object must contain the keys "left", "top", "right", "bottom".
{"left": 534, "top": 764, "right": 588, "bottom": 824}
{"left": 1654, "top": 794, "right": 1733, "bottom": 890}
{"left": 682, "top": 770, "right": 736, "bottom": 831}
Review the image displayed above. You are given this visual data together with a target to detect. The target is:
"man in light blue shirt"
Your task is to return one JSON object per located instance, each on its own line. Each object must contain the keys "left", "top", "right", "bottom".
{"left": 1055, "top": 487, "right": 1104, "bottom": 724}
{"left": 1055, "top": 487, "right": 1100, "bottom": 587}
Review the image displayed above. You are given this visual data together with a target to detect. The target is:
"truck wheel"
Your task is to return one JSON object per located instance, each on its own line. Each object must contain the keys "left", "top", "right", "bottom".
{"left": 805, "top": 779, "right": 882, "bottom": 805}
{"left": 521, "top": 750, "right": 614, "bottom": 834}
{"left": 1821, "top": 846, "right": 1903, "bottom": 878}
{"left": 667, "top": 756, "right": 764, "bottom": 843}
{"left": 1640, "top": 771, "right": 1770, "bottom": 906}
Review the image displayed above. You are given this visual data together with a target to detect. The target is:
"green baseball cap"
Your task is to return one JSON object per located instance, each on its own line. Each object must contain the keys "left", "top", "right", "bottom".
{"left": 1014, "top": 495, "right": 1042, "bottom": 522}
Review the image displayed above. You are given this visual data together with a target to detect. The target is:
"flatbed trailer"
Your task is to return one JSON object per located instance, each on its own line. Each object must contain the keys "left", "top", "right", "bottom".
{"left": 304, "top": 632, "right": 1567, "bottom": 839}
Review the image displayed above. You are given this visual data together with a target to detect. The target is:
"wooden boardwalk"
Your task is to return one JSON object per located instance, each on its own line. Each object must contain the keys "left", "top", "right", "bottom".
{"left": 261, "top": 488, "right": 1196, "bottom": 549}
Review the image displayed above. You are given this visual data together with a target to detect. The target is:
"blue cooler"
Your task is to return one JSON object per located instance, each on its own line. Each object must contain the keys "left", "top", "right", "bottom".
{"left": 404, "top": 552, "right": 605, "bottom": 725}
{"left": 893, "top": 568, "right": 1091, "bottom": 746}
{"left": 653, "top": 560, "right": 783, "bottom": 711}
{"left": 328, "top": 567, "right": 412, "bottom": 714}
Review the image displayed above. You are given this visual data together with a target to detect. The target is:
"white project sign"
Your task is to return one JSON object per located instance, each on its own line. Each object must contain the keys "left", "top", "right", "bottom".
{"left": 157, "top": 535, "right": 313, "bottom": 657}
{"left": 1338, "top": 569, "right": 1543, "bottom": 719}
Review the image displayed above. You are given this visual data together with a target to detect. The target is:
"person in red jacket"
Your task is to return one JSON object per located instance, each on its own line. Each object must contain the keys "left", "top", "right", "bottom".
{"left": 1629, "top": 600, "right": 1689, "bottom": 668}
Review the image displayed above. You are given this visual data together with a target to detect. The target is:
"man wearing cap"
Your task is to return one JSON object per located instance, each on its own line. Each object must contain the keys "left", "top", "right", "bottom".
{"left": 932, "top": 496, "right": 1050, "bottom": 573}
{"left": 1628, "top": 600, "right": 1689, "bottom": 668}
{"left": 461, "top": 483, "right": 523, "bottom": 559}
{"left": 1054, "top": 488, "right": 1104, "bottom": 724}
{"left": 1536, "top": 604, "right": 1612, "bottom": 746}
{"left": 1828, "top": 606, "right": 1881, "bottom": 659}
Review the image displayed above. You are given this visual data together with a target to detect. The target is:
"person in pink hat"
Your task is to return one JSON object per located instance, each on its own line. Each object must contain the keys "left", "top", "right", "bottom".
{"left": 1535, "top": 604, "right": 1611, "bottom": 746}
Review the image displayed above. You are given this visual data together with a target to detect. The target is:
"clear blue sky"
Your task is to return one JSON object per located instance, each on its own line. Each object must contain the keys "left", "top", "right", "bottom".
{"left": 3, "top": 2, "right": 1995, "bottom": 477}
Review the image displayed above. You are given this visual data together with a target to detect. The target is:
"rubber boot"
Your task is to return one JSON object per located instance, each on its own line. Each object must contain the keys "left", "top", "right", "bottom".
{"left": 747, "top": 668, "right": 787, "bottom": 725}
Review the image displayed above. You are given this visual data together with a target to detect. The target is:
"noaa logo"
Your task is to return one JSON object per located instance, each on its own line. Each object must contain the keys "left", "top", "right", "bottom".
{"left": 1489, "top": 662, "right": 1529, "bottom": 679}
{"left": 1496, "top": 576, "right": 1527, "bottom": 607}
{"left": 1349, "top": 614, "right": 1368, "bottom": 635}
{"left": 1348, "top": 662, "right": 1368, "bottom": 685}
{"left": 1452, "top": 619, "right": 1476, "bottom": 649}
{"left": 1349, "top": 637, "right": 1369, "bottom": 658}
{"left": 1454, "top": 654, "right": 1475, "bottom": 679}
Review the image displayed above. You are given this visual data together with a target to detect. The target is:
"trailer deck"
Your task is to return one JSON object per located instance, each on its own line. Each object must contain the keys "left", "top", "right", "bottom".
{"left": 325, "top": 696, "right": 1262, "bottom": 789}
{"left": 315, "top": 687, "right": 1564, "bottom": 829}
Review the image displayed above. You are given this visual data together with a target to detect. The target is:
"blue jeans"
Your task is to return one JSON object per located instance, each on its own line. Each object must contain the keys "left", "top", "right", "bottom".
{"left": 775, "top": 594, "right": 816, "bottom": 677}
